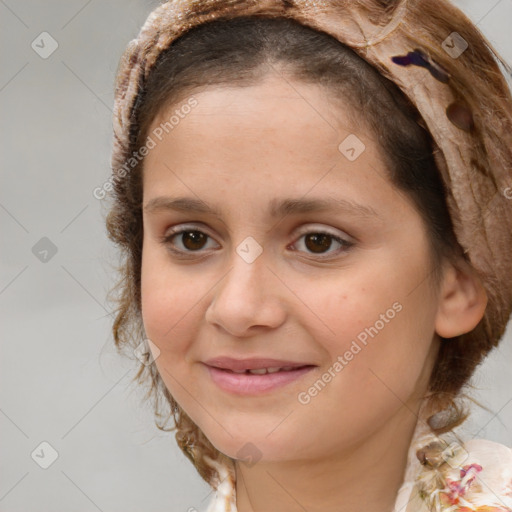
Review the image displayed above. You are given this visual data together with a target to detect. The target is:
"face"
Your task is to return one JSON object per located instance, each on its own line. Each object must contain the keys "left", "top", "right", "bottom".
{"left": 140, "top": 73, "right": 442, "bottom": 463}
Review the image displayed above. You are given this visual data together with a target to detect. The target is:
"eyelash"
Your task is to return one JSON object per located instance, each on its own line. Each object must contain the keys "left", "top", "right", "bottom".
{"left": 159, "top": 224, "right": 355, "bottom": 260}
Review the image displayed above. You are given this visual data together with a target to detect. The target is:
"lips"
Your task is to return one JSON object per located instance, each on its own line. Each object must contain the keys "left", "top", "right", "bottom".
{"left": 204, "top": 361, "right": 316, "bottom": 395}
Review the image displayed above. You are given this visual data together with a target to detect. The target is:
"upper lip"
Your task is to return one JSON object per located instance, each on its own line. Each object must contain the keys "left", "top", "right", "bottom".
{"left": 203, "top": 356, "right": 315, "bottom": 371}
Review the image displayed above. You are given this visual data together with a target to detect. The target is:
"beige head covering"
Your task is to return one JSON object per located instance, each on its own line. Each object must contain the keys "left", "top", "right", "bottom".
{"left": 111, "top": 0, "right": 512, "bottom": 351}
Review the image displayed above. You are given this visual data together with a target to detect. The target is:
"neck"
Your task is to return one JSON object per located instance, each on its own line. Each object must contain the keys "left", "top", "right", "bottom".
{"left": 234, "top": 402, "right": 423, "bottom": 512}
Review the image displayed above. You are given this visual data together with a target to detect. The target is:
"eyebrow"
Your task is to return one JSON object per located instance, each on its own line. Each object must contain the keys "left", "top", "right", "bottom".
{"left": 143, "top": 196, "right": 380, "bottom": 220}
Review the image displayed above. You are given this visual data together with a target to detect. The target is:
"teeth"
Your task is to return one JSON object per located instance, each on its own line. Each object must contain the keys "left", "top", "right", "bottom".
{"left": 246, "top": 367, "right": 295, "bottom": 374}
{"left": 247, "top": 368, "right": 269, "bottom": 375}
{"left": 225, "top": 366, "right": 305, "bottom": 374}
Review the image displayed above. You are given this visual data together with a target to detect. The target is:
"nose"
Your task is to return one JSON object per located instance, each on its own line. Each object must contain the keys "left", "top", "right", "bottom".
{"left": 204, "top": 246, "right": 287, "bottom": 337}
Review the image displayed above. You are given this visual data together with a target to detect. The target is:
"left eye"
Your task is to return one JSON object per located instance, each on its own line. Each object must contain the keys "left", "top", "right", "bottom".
{"left": 161, "top": 227, "right": 354, "bottom": 257}
{"left": 291, "top": 231, "right": 354, "bottom": 256}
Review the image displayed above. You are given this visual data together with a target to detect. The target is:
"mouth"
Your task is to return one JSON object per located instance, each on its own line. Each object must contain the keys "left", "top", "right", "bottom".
{"left": 203, "top": 356, "right": 316, "bottom": 372}
{"left": 212, "top": 365, "right": 314, "bottom": 375}
{"left": 202, "top": 362, "right": 317, "bottom": 395}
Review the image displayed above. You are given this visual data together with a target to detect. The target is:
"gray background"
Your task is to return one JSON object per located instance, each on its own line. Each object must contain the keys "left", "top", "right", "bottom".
{"left": 1, "top": 1, "right": 511, "bottom": 511}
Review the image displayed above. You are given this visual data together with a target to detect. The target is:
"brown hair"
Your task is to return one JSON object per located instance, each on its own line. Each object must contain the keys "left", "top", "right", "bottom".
{"left": 106, "top": 3, "right": 512, "bottom": 488}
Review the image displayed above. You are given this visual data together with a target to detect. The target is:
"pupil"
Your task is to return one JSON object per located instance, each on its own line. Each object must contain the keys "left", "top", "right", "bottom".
{"left": 183, "top": 231, "right": 207, "bottom": 250}
{"left": 305, "top": 233, "right": 332, "bottom": 253}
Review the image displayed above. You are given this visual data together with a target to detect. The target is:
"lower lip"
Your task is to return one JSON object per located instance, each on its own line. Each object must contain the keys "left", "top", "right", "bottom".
{"left": 204, "top": 364, "right": 315, "bottom": 395}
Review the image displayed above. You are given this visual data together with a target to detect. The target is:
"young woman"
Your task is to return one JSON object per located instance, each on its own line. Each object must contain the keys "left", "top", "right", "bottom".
{"left": 105, "top": 1, "right": 512, "bottom": 510}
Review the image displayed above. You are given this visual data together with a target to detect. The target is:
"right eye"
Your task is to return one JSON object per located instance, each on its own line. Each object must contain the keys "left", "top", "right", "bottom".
{"left": 160, "top": 226, "right": 219, "bottom": 256}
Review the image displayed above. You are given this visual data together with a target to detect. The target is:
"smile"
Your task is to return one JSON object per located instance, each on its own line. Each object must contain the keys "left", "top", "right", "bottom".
{"left": 203, "top": 364, "right": 316, "bottom": 395}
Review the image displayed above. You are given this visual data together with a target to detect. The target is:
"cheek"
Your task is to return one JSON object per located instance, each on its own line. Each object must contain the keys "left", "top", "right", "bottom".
{"left": 140, "top": 245, "right": 197, "bottom": 355}
{"left": 140, "top": 255, "right": 202, "bottom": 406}
{"left": 302, "top": 258, "right": 437, "bottom": 399}
{"left": 294, "top": 295, "right": 436, "bottom": 451}
{"left": 305, "top": 267, "right": 402, "bottom": 354}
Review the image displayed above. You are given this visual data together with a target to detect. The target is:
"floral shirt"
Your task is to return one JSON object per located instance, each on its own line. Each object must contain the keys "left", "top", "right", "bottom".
{"left": 206, "top": 420, "right": 512, "bottom": 512}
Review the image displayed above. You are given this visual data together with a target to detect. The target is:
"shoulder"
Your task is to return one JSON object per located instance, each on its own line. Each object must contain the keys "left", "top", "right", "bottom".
{"left": 462, "top": 437, "right": 512, "bottom": 466}
{"left": 397, "top": 421, "right": 512, "bottom": 512}
{"left": 454, "top": 438, "right": 512, "bottom": 509}
{"left": 425, "top": 437, "right": 512, "bottom": 512}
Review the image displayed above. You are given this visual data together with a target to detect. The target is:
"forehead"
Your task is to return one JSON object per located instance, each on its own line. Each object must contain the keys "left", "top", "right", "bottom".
{"left": 146, "top": 73, "right": 366, "bottom": 154}
{"left": 141, "top": 75, "right": 397, "bottom": 216}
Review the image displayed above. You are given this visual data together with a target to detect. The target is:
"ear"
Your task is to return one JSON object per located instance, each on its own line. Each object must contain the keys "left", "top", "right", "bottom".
{"left": 434, "top": 259, "right": 488, "bottom": 338}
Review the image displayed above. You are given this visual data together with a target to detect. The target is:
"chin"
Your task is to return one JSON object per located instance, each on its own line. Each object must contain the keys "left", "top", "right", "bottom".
{"left": 205, "top": 429, "right": 304, "bottom": 465}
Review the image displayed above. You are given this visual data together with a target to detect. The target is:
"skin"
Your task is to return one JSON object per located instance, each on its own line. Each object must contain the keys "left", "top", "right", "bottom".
{"left": 139, "top": 73, "right": 487, "bottom": 512}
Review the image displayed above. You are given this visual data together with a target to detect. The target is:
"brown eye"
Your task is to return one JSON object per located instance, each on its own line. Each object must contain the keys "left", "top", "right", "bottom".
{"left": 292, "top": 229, "right": 354, "bottom": 258}
{"left": 160, "top": 225, "right": 354, "bottom": 259}
{"left": 180, "top": 230, "right": 208, "bottom": 251}
{"left": 162, "top": 228, "right": 217, "bottom": 254}
{"left": 304, "top": 233, "right": 334, "bottom": 253}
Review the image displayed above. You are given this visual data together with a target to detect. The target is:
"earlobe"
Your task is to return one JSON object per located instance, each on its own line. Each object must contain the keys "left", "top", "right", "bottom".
{"left": 434, "top": 261, "right": 488, "bottom": 339}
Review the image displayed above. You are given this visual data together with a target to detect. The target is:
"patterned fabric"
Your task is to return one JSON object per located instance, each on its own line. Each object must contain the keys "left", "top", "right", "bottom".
{"left": 206, "top": 420, "right": 512, "bottom": 512}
